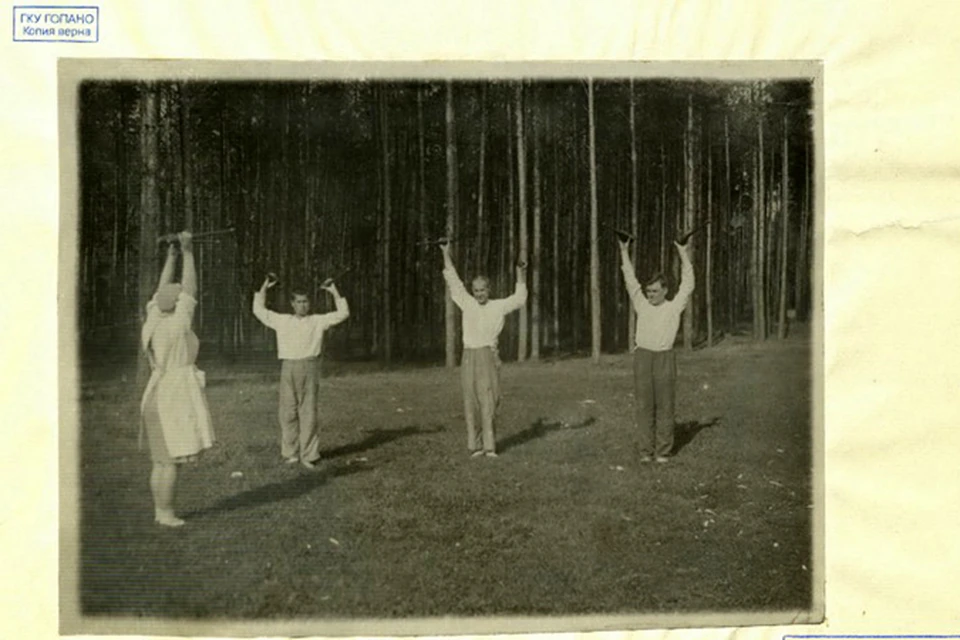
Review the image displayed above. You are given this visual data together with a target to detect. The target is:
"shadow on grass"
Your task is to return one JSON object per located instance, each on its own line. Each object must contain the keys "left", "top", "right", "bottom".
{"left": 183, "top": 463, "right": 372, "bottom": 519}
{"left": 671, "top": 417, "right": 721, "bottom": 455}
{"left": 498, "top": 416, "right": 596, "bottom": 453}
{"left": 320, "top": 424, "right": 445, "bottom": 460}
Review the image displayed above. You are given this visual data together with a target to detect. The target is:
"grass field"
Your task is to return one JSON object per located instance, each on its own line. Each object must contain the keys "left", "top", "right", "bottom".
{"left": 74, "top": 332, "right": 815, "bottom": 622}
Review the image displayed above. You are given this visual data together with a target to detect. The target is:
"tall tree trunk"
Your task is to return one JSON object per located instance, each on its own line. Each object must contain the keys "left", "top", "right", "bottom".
{"left": 302, "top": 89, "right": 312, "bottom": 282}
{"left": 515, "top": 84, "right": 529, "bottom": 362}
{"left": 503, "top": 103, "right": 510, "bottom": 267}
{"left": 158, "top": 86, "right": 172, "bottom": 236}
{"left": 766, "top": 139, "right": 777, "bottom": 332}
{"left": 137, "top": 85, "right": 160, "bottom": 384}
{"left": 750, "top": 153, "right": 757, "bottom": 338}
{"left": 502, "top": 127, "right": 511, "bottom": 307}
{"left": 476, "top": 86, "right": 488, "bottom": 276}
{"left": 380, "top": 87, "right": 393, "bottom": 362}
{"left": 252, "top": 123, "right": 263, "bottom": 348}
{"left": 444, "top": 81, "right": 458, "bottom": 368}
{"left": 218, "top": 89, "right": 230, "bottom": 355}
{"left": 398, "top": 129, "right": 412, "bottom": 359}
{"left": 683, "top": 95, "right": 695, "bottom": 349}
{"left": 227, "top": 100, "right": 240, "bottom": 354}
{"left": 570, "top": 104, "right": 581, "bottom": 352}
{"left": 757, "top": 110, "right": 767, "bottom": 340}
{"left": 659, "top": 141, "right": 667, "bottom": 272}
{"left": 706, "top": 142, "right": 714, "bottom": 347}
{"left": 725, "top": 115, "right": 734, "bottom": 328}
{"left": 628, "top": 79, "right": 639, "bottom": 350}
{"left": 121, "top": 88, "right": 131, "bottom": 304}
{"left": 587, "top": 79, "right": 602, "bottom": 363}
{"left": 751, "top": 147, "right": 760, "bottom": 339}
{"left": 778, "top": 112, "right": 790, "bottom": 339}
{"left": 111, "top": 112, "right": 122, "bottom": 322}
{"left": 795, "top": 134, "right": 810, "bottom": 320}
{"left": 417, "top": 86, "right": 429, "bottom": 356}
{"left": 370, "top": 119, "right": 381, "bottom": 355}
{"left": 751, "top": 108, "right": 765, "bottom": 341}
{"left": 552, "top": 125, "right": 560, "bottom": 353}
{"left": 179, "top": 82, "right": 194, "bottom": 231}
{"left": 531, "top": 101, "right": 542, "bottom": 361}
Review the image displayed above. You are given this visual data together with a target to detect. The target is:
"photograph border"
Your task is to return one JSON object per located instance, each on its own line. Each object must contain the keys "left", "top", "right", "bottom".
{"left": 58, "top": 57, "right": 824, "bottom": 637}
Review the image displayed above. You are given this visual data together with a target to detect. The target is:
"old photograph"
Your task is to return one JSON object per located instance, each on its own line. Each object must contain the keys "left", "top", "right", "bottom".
{"left": 60, "top": 60, "right": 822, "bottom": 635}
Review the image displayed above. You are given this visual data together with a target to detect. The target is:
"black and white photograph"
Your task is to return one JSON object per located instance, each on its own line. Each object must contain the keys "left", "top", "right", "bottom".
{"left": 60, "top": 60, "right": 823, "bottom": 635}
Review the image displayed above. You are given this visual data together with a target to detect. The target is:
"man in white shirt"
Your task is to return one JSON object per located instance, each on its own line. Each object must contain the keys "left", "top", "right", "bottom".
{"left": 619, "top": 236, "right": 695, "bottom": 463}
{"left": 253, "top": 277, "right": 349, "bottom": 469}
{"left": 440, "top": 242, "right": 527, "bottom": 458}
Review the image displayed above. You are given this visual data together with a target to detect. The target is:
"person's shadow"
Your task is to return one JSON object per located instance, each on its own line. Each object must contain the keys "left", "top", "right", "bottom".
{"left": 186, "top": 424, "right": 443, "bottom": 519}
{"left": 671, "top": 417, "right": 721, "bottom": 455}
{"left": 498, "top": 416, "right": 596, "bottom": 454}
{"left": 183, "top": 463, "right": 372, "bottom": 519}
{"left": 319, "top": 424, "right": 445, "bottom": 460}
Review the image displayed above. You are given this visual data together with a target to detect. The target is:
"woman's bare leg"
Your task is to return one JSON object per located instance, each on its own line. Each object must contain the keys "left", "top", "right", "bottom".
{"left": 151, "top": 462, "right": 183, "bottom": 526}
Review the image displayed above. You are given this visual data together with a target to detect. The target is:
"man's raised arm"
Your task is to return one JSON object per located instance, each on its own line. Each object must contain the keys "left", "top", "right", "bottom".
{"left": 619, "top": 238, "right": 644, "bottom": 306}
{"left": 252, "top": 275, "right": 280, "bottom": 329}
{"left": 440, "top": 242, "right": 472, "bottom": 309}
{"left": 501, "top": 262, "right": 528, "bottom": 314}
{"left": 674, "top": 241, "right": 695, "bottom": 306}
{"left": 319, "top": 282, "right": 350, "bottom": 329}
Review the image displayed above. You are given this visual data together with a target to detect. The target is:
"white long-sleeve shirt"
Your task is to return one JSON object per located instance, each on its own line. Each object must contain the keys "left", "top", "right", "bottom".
{"left": 443, "top": 267, "right": 527, "bottom": 349}
{"left": 622, "top": 251, "right": 694, "bottom": 352}
{"left": 252, "top": 291, "right": 349, "bottom": 360}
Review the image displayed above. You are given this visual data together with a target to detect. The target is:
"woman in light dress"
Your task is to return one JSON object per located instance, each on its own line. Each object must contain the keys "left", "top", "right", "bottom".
{"left": 140, "top": 231, "right": 215, "bottom": 527}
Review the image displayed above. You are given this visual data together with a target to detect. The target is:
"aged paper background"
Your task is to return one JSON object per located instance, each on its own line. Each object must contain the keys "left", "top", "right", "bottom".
{"left": 2, "top": 0, "right": 959, "bottom": 638}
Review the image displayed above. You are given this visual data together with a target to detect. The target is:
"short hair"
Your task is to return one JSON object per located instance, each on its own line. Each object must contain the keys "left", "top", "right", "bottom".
{"left": 471, "top": 276, "right": 490, "bottom": 289}
{"left": 644, "top": 272, "right": 669, "bottom": 290}
{"left": 289, "top": 285, "right": 310, "bottom": 299}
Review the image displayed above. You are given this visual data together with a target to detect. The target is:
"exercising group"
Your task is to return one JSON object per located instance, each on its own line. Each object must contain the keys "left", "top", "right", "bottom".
{"left": 139, "top": 231, "right": 693, "bottom": 526}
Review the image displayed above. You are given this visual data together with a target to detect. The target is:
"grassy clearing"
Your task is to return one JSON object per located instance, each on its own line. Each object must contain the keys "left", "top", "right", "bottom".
{"left": 76, "top": 333, "right": 813, "bottom": 619}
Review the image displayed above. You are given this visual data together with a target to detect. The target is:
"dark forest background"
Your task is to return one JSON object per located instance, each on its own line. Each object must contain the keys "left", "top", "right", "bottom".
{"left": 75, "top": 77, "right": 814, "bottom": 367}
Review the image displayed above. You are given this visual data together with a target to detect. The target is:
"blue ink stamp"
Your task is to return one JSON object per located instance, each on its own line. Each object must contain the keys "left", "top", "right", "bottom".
{"left": 13, "top": 5, "right": 99, "bottom": 43}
